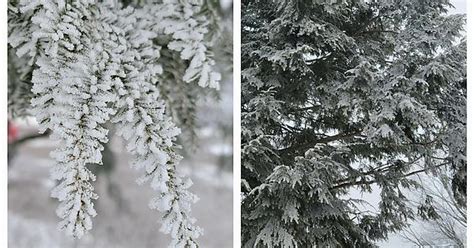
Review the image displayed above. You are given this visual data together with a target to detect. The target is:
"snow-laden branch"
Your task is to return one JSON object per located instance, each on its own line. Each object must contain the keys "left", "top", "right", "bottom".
{"left": 8, "top": 0, "right": 223, "bottom": 246}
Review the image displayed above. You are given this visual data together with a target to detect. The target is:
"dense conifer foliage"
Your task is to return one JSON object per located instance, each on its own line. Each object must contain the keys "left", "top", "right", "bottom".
{"left": 241, "top": 0, "right": 466, "bottom": 247}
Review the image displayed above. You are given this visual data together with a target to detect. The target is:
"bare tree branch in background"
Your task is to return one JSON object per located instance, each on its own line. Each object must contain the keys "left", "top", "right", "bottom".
{"left": 402, "top": 168, "right": 466, "bottom": 247}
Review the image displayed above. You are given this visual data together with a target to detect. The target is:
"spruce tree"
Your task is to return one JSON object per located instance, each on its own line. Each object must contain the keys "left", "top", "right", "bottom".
{"left": 241, "top": 0, "right": 466, "bottom": 247}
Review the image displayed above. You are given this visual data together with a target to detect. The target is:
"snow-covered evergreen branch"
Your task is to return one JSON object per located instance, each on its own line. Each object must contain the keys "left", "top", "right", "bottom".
{"left": 151, "top": 0, "right": 221, "bottom": 89}
{"left": 8, "top": 0, "right": 224, "bottom": 245}
{"left": 241, "top": 0, "right": 466, "bottom": 246}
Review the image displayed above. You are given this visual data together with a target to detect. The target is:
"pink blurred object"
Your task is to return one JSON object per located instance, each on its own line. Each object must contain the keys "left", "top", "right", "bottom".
{"left": 8, "top": 120, "right": 19, "bottom": 143}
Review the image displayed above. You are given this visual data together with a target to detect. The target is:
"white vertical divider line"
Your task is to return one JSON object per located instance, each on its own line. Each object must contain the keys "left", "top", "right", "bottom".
{"left": 466, "top": 0, "right": 473, "bottom": 245}
{"left": 1, "top": 1, "right": 8, "bottom": 247}
{"left": 233, "top": 0, "right": 242, "bottom": 247}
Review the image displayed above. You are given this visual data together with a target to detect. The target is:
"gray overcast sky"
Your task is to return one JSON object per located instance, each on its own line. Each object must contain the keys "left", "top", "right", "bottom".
{"left": 450, "top": 0, "right": 466, "bottom": 14}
